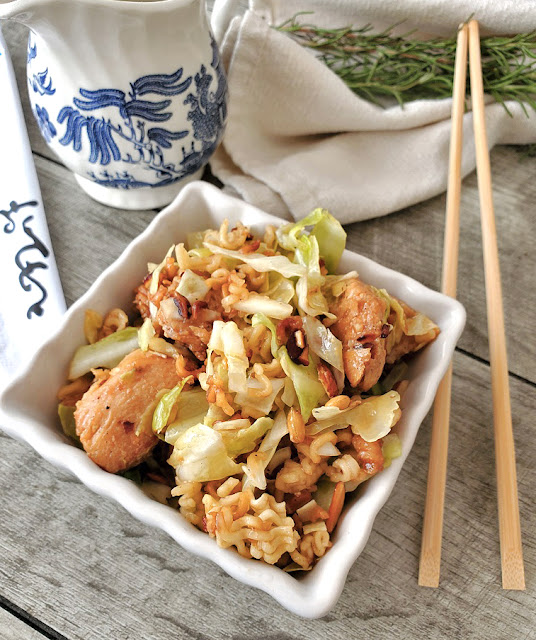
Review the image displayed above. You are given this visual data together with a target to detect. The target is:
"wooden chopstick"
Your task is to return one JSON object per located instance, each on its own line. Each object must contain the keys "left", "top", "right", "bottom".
{"left": 467, "top": 19, "right": 525, "bottom": 591}
{"left": 418, "top": 23, "right": 468, "bottom": 589}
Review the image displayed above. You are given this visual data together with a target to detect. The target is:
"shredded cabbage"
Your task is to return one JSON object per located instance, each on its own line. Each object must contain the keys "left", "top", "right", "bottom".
{"left": 214, "top": 418, "right": 251, "bottom": 430}
{"left": 162, "top": 387, "right": 209, "bottom": 445}
{"left": 204, "top": 403, "right": 228, "bottom": 427}
{"left": 313, "top": 477, "right": 337, "bottom": 511}
{"left": 251, "top": 313, "right": 278, "bottom": 358}
{"left": 138, "top": 318, "right": 156, "bottom": 352}
{"left": 281, "top": 376, "right": 297, "bottom": 407}
{"left": 279, "top": 347, "right": 325, "bottom": 421}
{"left": 168, "top": 423, "right": 242, "bottom": 482}
{"left": 303, "top": 316, "right": 344, "bottom": 372}
{"left": 208, "top": 321, "right": 248, "bottom": 394}
{"left": 295, "top": 234, "right": 333, "bottom": 318}
{"left": 372, "top": 287, "right": 438, "bottom": 353}
{"left": 233, "top": 294, "right": 292, "bottom": 319}
{"left": 405, "top": 312, "right": 439, "bottom": 337}
{"left": 219, "top": 417, "right": 273, "bottom": 457}
{"left": 307, "top": 391, "right": 401, "bottom": 441}
{"left": 382, "top": 433, "right": 403, "bottom": 468}
{"left": 68, "top": 327, "right": 139, "bottom": 380}
{"left": 276, "top": 208, "right": 346, "bottom": 274}
{"left": 152, "top": 376, "right": 193, "bottom": 437}
{"left": 149, "top": 245, "right": 174, "bottom": 295}
{"left": 348, "top": 392, "right": 401, "bottom": 441}
{"left": 297, "top": 499, "right": 325, "bottom": 521}
{"left": 276, "top": 210, "right": 346, "bottom": 318}
{"left": 204, "top": 242, "right": 306, "bottom": 278}
{"left": 316, "top": 441, "right": 340, "bottom": 457}
{"left": 235, "top": 378, "right": 285, "bottom": 416}
{"left": 309, "top": 210, "right": 347, "bottom": 274}
{"left": 176, "top": 269, "right": 209, "bottom": 304}
{"left": 58, "top": 404, "right": 82, "bottom": 447}
{"left": 186, "top": 230, "right": 205, "bottom": 249}
{"left": 266, "top": 446, "right": 292, "bottom": 473}
{"left": 262, "top": 273, "right": 295, "bottom": 304}
{"left": 242, "top": 410, "right": 288, "bottom": 490}
{"left": 312, "top": 405, "right": 344, "bottom": 421}
{"left": 83, "top": 309, "right": 102, "bottom": 345}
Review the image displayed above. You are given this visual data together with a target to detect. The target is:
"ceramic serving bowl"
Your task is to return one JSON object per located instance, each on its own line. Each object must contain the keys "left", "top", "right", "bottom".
{"left": 0, "top": 182, "right": 465, "bottom": 618}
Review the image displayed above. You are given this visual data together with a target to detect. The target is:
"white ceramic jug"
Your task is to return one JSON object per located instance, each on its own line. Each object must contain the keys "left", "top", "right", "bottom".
{"left": 0, "top": 0, "right": 228, "bottom": 209}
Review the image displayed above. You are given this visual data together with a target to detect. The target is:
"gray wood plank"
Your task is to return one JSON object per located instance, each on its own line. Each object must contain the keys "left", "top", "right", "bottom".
{"left": 0, "top": 352, "right": 534, "bottom": 639}
{"left": 36, "top": 155, "right": 156, "bottom": 307}
{"left": 345, "top": 145, "right": 536, "bottom": 384}
{"left": 0, "top": 608, "right": 46, "bottom": 640}
{"left": 1, "top": 11, "right": 535, "bottom": 640}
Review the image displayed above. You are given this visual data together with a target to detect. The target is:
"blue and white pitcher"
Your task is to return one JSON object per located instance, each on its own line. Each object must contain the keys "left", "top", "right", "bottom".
{"left": 0, "top": 0, "right": 228, "bottom": 209}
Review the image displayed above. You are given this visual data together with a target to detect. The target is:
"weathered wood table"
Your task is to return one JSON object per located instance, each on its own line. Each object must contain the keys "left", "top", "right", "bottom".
{"left": 1, "top": 20, "right": 535, "bottom": 640}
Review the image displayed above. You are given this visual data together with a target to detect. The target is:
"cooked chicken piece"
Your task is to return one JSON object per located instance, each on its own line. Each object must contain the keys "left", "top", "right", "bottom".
{"left": 329, "top": 278, "right": 388, "bottom": 391}
{"left": 385, "top": 299, "right": 439, "bottom": 364}
{"left": 74, "top": 349, "right": 180, "bottom": 473}
{"left": 134, "top": 277, "right": 221, "bottom": 361}
{"left": 155, "top": 296, "right": 216, "bottom": 361}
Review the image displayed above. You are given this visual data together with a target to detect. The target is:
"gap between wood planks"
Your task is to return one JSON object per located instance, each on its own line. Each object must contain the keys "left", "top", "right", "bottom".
{"left": 455, "top": 347, "right": 536, "bottom": 390}
{"left": 0, "top": 594, "right": 69, "bottom": 640}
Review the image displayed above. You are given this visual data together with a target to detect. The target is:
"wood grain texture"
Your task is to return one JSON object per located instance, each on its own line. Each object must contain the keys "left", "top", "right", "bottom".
{"left": 344, "top": 146, "right": 536, "bottom": 385}
{"left": 1, "top": 15, "right": 535, "bottom": 640}
{"left": 0, "top": 608, "right": 46, "bottom": 640}
{"left": 1, "top": 353, "right": 535, "bottom": 639}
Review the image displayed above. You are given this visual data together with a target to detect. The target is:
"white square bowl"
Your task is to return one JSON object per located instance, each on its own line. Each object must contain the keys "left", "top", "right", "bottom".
{"left": 0, "top": 181, "right": 465, "bottom": 618}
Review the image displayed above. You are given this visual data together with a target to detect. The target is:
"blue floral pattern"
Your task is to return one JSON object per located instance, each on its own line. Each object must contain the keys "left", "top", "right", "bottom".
{"left": 27, "top": 39, "right": 55, "bottom": 96}
{"left": 30, "top": 37, "right": 228, "bottom": 190}
{"left": 27, "top": 41, "right": 37, "bottom": 63}
{"left": 30, "top": 68, "right": 55, "bottom": 96}
{"left": 34, "top": 105, "right": 57, "bottom": 142}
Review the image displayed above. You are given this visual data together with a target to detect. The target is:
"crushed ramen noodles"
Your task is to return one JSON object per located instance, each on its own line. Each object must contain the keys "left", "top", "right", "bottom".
{"left": 58, "top": 210, "right": 439, "bottom": 571}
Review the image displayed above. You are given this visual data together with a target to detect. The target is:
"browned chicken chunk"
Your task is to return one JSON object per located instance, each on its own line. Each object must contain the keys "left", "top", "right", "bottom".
{"left": 329, "top": 278, "right": 388, "bottom": 391}
{"left": 134, "top": 274, "right": 221, "bottom": 361}
{"left": 385, "top": 299, "right": 440, "bottom": 364}
{"left": 74, "top": 349, "right": 180, "bottom": 473}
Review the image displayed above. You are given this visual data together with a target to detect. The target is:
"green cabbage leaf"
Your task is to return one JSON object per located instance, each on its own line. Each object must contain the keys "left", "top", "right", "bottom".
{"left": 168, "top": 423, "right": 242, "bottom": 482}
{"left": 68, "top": 327, "right": 139, "bottom": 380}
{"left": 279, "top": 347, "right": 325, "bottom": 421}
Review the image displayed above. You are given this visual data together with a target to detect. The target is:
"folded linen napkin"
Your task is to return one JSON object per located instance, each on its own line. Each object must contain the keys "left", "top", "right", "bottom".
{"left": 211, "top": 0, "right": 536, "bottom": 223}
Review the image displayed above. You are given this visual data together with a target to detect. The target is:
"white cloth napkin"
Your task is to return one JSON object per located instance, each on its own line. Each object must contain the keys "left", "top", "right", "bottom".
{"left": 211, "top": 0, "right": 536, "bottom": 223}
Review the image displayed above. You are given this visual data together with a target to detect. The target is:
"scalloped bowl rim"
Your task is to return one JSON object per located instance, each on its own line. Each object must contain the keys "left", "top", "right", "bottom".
{"left": 0, "top": 181, "right": 465, "bottom": 618}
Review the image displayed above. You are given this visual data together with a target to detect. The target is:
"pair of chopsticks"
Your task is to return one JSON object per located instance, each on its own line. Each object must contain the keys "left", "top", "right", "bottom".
{"left": 418, "top": 20, "right": 525, "bottom": 591}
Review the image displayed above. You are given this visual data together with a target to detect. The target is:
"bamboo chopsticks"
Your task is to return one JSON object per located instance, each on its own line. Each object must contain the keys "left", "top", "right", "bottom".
{"left": 418, "top": 23, "right": 468, "bottom": 589}
{"left": 419, "top": 19, "right": 525, "bottom": 590}
{"left": 467, "top": 19, "right": 525, "bottom": 591}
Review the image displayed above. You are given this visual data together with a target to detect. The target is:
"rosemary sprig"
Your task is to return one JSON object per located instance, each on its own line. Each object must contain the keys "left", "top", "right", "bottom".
{"left": 276, "top": 15, "right": 536, "bottom": 115}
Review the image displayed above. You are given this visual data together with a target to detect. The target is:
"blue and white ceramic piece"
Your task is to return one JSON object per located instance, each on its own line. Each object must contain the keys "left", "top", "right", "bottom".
{"left": 0, "top": 0, "right": 228, "bottom": 209}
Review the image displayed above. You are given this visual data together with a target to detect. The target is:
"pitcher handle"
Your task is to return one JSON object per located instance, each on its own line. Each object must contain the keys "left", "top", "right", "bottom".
{"left": 210, "top": 0, "right": 242, "bottom": 44}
